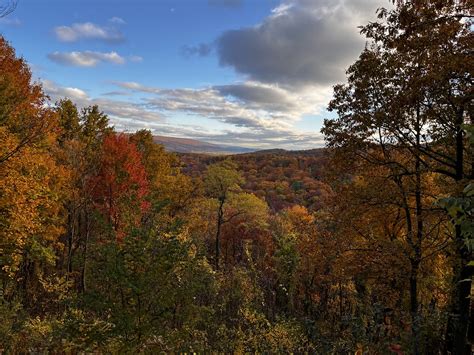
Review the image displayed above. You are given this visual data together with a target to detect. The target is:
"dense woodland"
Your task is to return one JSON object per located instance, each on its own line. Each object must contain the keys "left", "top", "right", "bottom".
{"left": 0, "top": 1, "right": 472, "bottom": 353}
{"left": 179, "top": 149, "right": 329, "bottom": 212}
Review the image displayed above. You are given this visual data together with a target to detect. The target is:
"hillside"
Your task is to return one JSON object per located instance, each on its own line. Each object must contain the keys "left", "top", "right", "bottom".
{"left": 152, "top": 135, "right": 255, "bottom": 154}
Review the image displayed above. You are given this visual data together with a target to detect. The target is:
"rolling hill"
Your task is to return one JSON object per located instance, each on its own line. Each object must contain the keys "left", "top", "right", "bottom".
{"left": 152, "top": 135, "right": 255, "bottom": 155}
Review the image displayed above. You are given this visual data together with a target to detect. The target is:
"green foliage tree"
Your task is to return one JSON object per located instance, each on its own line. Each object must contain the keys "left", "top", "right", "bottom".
{"left": 204, "top": 160, "right": 243, "bottom": 270}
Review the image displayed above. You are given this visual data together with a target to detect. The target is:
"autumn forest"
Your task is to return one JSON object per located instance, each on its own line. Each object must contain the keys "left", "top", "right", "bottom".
{"left": 0, "top": 0, "right": 473, "bottom": 353}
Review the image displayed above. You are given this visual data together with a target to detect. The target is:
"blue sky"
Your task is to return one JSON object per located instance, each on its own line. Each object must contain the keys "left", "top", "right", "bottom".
{"left": 0, "top": 0, "right": 387, "bottom": 149}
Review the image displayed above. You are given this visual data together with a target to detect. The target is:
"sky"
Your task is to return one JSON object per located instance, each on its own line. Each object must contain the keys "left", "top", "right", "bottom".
{"left": 0, "top": 0, "right": 388, "bottom": 150}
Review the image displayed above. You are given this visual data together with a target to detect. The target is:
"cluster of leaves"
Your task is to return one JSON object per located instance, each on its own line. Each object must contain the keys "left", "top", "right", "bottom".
{"left": 439, "top": 183, "right": 474, "bottom": 251}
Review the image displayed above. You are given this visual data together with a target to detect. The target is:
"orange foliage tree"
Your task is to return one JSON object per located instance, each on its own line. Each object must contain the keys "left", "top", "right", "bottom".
{"left": 0, "top": 36, "right": 69, "bottom": 310}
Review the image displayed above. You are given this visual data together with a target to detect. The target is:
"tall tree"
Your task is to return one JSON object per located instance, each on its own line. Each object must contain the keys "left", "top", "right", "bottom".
{"left": 0, "top": 35, "right": 68, "bottom": 312}
{"left": 322, "top": 0, "right": 472, "bottom": 351}
{"left": 204, "top": 160, "right": 243, "bottom": 270}
{"left": 90, "top": 133, "right": 150, "bottom": 242}
{"left": 55, "top": 100, "right": 112, "bottom": 291}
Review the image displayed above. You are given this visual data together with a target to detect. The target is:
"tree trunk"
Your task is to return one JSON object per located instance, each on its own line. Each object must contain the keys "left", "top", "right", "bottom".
{"left": 80, "top": 210, "right": 90, "bottom": 293}
{"left": 446, "top": 107, "right": 472, "bottom": 355}
{"left": 215, "top": 199, "right": 224, "bottom": 271}
{"left": 66, "top": 202, "right": 76, "bottom": 274}
{"left": 449, "top": 229, "right": 473, "bottom": 355}
{"left": 412, "top": 112, "right": 422, "bottom": 355}
{"left": 410, "top": 259, "right": 420, "bottom": 355}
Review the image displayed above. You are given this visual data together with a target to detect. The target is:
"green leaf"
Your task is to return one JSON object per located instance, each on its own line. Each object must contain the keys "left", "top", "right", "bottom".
{"left": 463, "top": 183, "right": 474, "bottom": 197}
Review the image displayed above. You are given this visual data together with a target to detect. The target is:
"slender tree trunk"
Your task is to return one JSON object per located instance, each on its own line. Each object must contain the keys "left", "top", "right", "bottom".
{"left": 451, "top": 227, "right": 473, "bottom": 354}
{"left": 80, "top": 209, "right": 90, "bottom": 293}
{"left": 411, "top": 109, "right": 423, "bottom": 355}
{"left": 395, "top": 174, "right": 421, "bottom": 354}
{"left": 339, "top": 281, "right": 343, "bottom": 331}
{"left": 447, "top": 107, "right": 472, "bottom": 355}
{"left": 455, "top": 108, "right": 464, "bottom": 181}
{"left": 410, "top": 259, "right": 420, "bottom": 354}
{"left": 215, "top": 198, "right": 224, "bottom": 271}
{"left": 66, "top": 203, "right": 75, "bottom": 274}
{"left": 470, "top": 114, "right": 474, "bottom": 178}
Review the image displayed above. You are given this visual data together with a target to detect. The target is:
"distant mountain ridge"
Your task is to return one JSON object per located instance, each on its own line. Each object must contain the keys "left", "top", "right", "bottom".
{"left": 152, "top": 135, "right": 255, "bottom": 155}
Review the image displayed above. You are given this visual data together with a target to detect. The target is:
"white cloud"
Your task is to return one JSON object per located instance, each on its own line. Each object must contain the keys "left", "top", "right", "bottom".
{"left": 53, "top": 22, "right": 124, "bottom": 43}
{"left": 198, "top": 129, "right": 324, "bottom": 150}
{"left": 42, "top": 79, "right": 89, "bottom": 101}
{"left": 214, "top": 81, "right": 328, "bottom": 114}
{"left": 48, "top": 51, "right": 126, "bottom": 67}
{"left": 43, "top": 80, "right": 165, "bottom": 124}
{"left": 112, "top": 81, "right": 162, "bottom": 94}
{"left": 113, "top": 80, "right": 329, "bottom": 133}
{"left": 109, "top": 16, "right": 126, "bottom": 25}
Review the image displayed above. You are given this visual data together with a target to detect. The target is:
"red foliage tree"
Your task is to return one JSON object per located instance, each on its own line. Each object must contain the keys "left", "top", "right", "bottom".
{"left": 90, "top": 133, "right": 150, "bottom": 242}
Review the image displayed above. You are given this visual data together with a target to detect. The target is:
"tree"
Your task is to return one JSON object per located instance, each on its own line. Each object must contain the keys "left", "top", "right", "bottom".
{"left": 80, "top": 105, "right": 112, "bottom": 153}
{"left": 439, "top": 125, "right": 474, "bottom": 255}
{"left": 219, "top": 192, "right": 270, "bottom": 269}
{"left": 0, "top": 36, "right": 69, "bottom": 313}
{"left": 204, "top": 160, "right": 243, "bottom": 270}
{"left": 89, "top": 133, "right": 150, "bottom": 242}
{"left": 54, "top": 100, "right": 113, "bottom": 291}
{"left": 130, "top": 130, "right": 196, "bottom": 220}
{"left": 322, "top": 1, "right": 472, "bottom": 351}
{"left": 0, "top": 130, "right": 68, "bottom": 304}
{"left": 0, "top": 36, "right": 56, "bottom": 165}
{"left": 56, "top": 99, "right": 80, "bottom": 145}
{"left": 83, "top": 226, "right": 216, "bottom": 351}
